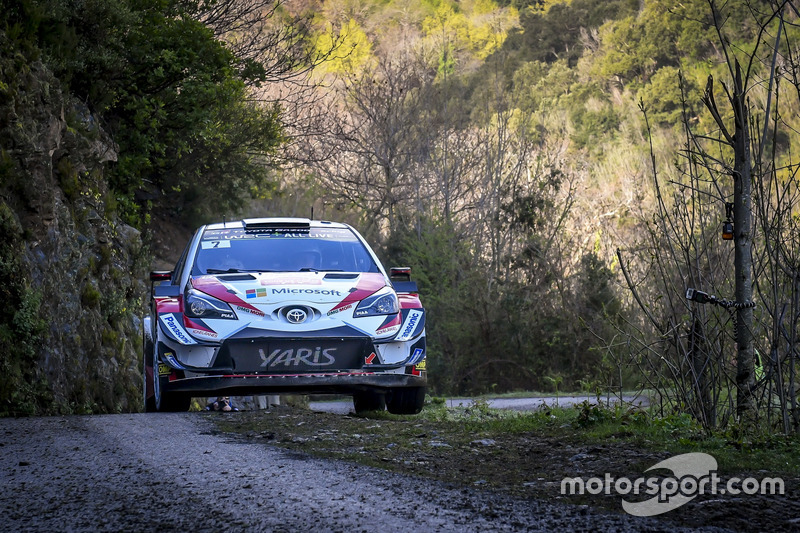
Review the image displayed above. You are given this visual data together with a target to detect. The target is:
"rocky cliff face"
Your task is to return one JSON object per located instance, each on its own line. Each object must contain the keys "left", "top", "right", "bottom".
{"left": 1, "top": 55, "right": 146, "bottom": 414}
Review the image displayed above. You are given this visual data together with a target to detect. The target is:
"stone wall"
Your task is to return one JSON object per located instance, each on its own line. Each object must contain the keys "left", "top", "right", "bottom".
{"left": 1, "top": 58, "right": 146, "bottom": 414}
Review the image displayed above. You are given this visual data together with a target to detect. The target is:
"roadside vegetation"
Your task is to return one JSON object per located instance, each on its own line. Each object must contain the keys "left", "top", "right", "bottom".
{"left": 260, "top": 0, "right": 800, "bottom": 439}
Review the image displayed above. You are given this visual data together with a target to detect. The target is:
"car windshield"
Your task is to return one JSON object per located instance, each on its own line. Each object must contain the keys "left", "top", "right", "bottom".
{"left": 190, "top": 226, "right": 381, "bottom": 275}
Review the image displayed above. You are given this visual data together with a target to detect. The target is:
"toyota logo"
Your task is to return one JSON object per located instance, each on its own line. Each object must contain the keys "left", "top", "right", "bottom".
{"left": 286, "top": 308, "right": 307, "bottom": 324}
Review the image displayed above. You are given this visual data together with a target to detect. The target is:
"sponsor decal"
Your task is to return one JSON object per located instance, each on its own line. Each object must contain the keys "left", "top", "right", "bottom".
{"left": 235, "top": 305, "right": 265, "bottom": 317}
{"left": 204, "top": 228, "right": 357, "bottom": 240}
{"left": 397, "top": 310, "right": 423, "bottom": 340}
{"left": 157, "top": 363, "right": 171, "bottom": 376}
{"left": 217, "top": 232, "right": 312, "bottom": 240}
{"left": 246, "top": 288, "right": 267, "bottom": 299}
{"left": 160, "top": 315, "right": 196, "bottom": 345}
{"left": 258, "top": 347, "right": 337, "bottom": 368}
{"left": 327, "top": 303, "right": 353, "bottom": 316}
{"left": 261, "top": 276, "right": 322, "bottom": 286}
{"left": 189, "top": 328, "right": 218, "bottom": 339}
{"left": 256, "top": 232, "right": 312, "bottom": 238}
{"left": 365, "top": 352, "right": 377, "bottom": 364}
{"left": 415, "top": 359, "right": 426, "bottom": 371}
{"left": 377, "top": 324, "right": 401, "bottom": 335}
{"left": 272, "top": 288, "right": 342, "bottom": 296}
{"left": 201, "top": 240, "right": 231, "bottom": 249}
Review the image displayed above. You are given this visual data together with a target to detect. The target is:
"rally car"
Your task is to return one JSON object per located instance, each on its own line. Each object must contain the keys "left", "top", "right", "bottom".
{"left": 143, "top": 218, "right": 427, "bottom": 414}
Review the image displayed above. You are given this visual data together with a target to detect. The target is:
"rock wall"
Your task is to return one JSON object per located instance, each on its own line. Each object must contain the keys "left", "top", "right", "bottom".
{"left": 1, "top": 57, "right": 146, "bottom": 414}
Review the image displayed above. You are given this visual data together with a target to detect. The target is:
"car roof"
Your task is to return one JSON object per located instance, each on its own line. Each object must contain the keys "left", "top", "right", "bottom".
{"left": 203, "top": 218, "right": 352, "bottom": 231}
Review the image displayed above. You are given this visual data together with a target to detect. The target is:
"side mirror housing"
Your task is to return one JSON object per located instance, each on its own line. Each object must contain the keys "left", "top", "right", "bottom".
{"left": 150, "top": 271, "right": 173, "bottom": 282}
{"left": 390, "top": 267, "right": 411, "bottom": 281}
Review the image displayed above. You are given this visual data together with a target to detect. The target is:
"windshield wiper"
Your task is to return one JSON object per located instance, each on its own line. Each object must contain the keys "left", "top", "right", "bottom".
{"left": 205, "top": 268, "right": 272, "bottom": 274}
{"left": 298, "top": 268, "right": 344, "bottom": 272}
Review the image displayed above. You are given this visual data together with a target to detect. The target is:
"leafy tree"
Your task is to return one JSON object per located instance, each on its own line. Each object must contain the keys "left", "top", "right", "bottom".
{"left": 637, "top": 66, "right": 700, "bottom": 127}
{"left": 104, "top": 2, "right": 284, "bottom": 223}
{"left": 422, "top": 0, "right": 515, "bottom": 76}
{"left": 3, "top": 0, "right": 291, "bottom": 226}
{"left": 569, "top": 103, "right": 620, "bottom": 150}
{"left": 387, "top": 217, "right": 487, "bottom": 394}
{"left": 501, "top": 0, "right": 637, "bottom": 67}
{"left": 590, "top": 0, "right": 718, "bottom": 86}
{"left": 515, "top": 60, "right": 573, "bottom": 102}
{"left": 590, "top": 16, "right": 648, "bottom": 84}
{"left": 315, "top": 18, "right": 373, "bottom": 75}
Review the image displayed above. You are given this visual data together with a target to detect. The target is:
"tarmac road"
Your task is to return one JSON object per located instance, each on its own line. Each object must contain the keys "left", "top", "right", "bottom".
{"left": 1, "top": 412, "right": 713, "bottom": 532}
{"left": 310, "top": 394, "right": 649, "bottom": 415}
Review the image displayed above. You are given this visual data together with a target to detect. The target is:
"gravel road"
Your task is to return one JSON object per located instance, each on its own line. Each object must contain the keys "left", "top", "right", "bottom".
{"left": 1, "top": 413, "right": 722, "bottom": 532}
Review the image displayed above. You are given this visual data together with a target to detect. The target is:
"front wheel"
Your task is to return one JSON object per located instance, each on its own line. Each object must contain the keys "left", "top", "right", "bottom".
{"left": 143, "top": 329, "right": 157, "bottom": 412}
{"left": 152, "top": 343, "right": 191, "bottom": 413}
{"left": 353, "top": 391, "right": 386, "bottom": 414}
{"left": 386, "top": 387, "right": 426, "bottom": 415}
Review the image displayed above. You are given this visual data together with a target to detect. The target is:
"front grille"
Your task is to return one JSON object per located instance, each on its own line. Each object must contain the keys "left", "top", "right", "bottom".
{"left": 217, "top": 338, "right": 373, "bottom": 373}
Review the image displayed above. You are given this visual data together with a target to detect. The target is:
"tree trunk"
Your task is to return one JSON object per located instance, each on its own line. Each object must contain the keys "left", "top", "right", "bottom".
{"left": 731, "top": 61, "right": 756, "bottom": 422}
{"left": 689, "top": 316, "right": 714, "bottom": 428}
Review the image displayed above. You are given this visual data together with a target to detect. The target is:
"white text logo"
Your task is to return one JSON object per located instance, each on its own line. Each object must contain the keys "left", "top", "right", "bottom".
{"left": 561, "top": 452, "right": 784, "bottom": 516}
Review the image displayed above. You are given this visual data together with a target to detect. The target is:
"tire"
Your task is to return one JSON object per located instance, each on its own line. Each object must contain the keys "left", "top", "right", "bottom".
{"left": 353, "top": 391, "right": 386, "bottom": 414}
{"left": 152, "top": 342, "right": 191, "bottom": 412}
{"left": 143, "top": 328, "right": 157, "bottom": 413}
{"left": 386, "top": 386, "right": 426, "bottom": 415}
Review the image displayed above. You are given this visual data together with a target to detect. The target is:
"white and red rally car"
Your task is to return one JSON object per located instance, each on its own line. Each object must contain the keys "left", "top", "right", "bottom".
{"left": 143, "top": 218, "right": 426, "bottom": 414}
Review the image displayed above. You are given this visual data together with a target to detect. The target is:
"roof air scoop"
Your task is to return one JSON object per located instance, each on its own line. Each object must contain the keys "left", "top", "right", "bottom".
{"left": 243, "top": 218, "right": 311, "bottom": 232}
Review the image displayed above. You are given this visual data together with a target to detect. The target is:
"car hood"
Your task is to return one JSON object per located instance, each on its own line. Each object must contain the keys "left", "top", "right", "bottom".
{"left": 190, "top": 271, "right": 389, "bottom": 313}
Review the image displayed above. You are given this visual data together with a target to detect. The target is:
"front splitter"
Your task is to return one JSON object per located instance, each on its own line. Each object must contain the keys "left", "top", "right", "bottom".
{"left": 163, "top": 372, "right": 427, "bottom": 397}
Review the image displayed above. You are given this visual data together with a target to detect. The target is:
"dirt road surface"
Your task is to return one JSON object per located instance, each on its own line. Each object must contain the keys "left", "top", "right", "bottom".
{"left": 1, "top": 413, "right": 723, "bottom": 532}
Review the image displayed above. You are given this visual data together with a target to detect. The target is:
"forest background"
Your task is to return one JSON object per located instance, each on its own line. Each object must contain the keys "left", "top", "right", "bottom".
{"left": 2, "top": 0, "right": 800, "bottom": 434}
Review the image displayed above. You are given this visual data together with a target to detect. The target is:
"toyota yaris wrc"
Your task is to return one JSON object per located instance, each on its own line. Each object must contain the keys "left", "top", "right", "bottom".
{"left": 143, "top": 218, "right": 427, "bottom": 414}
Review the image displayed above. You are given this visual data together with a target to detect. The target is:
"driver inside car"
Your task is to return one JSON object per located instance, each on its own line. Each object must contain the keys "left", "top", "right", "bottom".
{"left": 206, "top": 252, "right": 246, "bottom": 273}
{"left": 291, "top": 250, "right": 321, "bottom": 271}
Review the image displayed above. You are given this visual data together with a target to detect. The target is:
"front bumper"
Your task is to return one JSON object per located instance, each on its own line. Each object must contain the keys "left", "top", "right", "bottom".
{"left": 161, "top": 372, "right": 427, "bottom": 397}
{"left": 157, "top": 330, "right": 425, "bottom": 372}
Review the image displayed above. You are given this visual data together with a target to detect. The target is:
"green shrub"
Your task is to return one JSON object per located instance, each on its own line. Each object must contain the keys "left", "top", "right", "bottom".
{"left": 56, "top": 156, "right": 80, "bottom": 201}
{"left": 0, "top": 201, "right": 50, "bottom": 416}
{"left": 81, "top": 283, "right": 101, "bottom": 307}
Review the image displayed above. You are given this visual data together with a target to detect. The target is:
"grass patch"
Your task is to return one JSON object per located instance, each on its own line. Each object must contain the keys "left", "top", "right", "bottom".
{"left": 567, "top": 401, "right": 800, "bottom": 473}
{"left": 214, "top": 398, "right": 800, "bottom": 477}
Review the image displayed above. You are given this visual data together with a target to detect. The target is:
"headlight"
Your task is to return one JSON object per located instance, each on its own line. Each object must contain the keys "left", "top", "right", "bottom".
{"left": 185, "top": 289, "right": 237, "bottom": 320}
{"left": 354, "top": 287, "right": 399, "bottom": 317}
